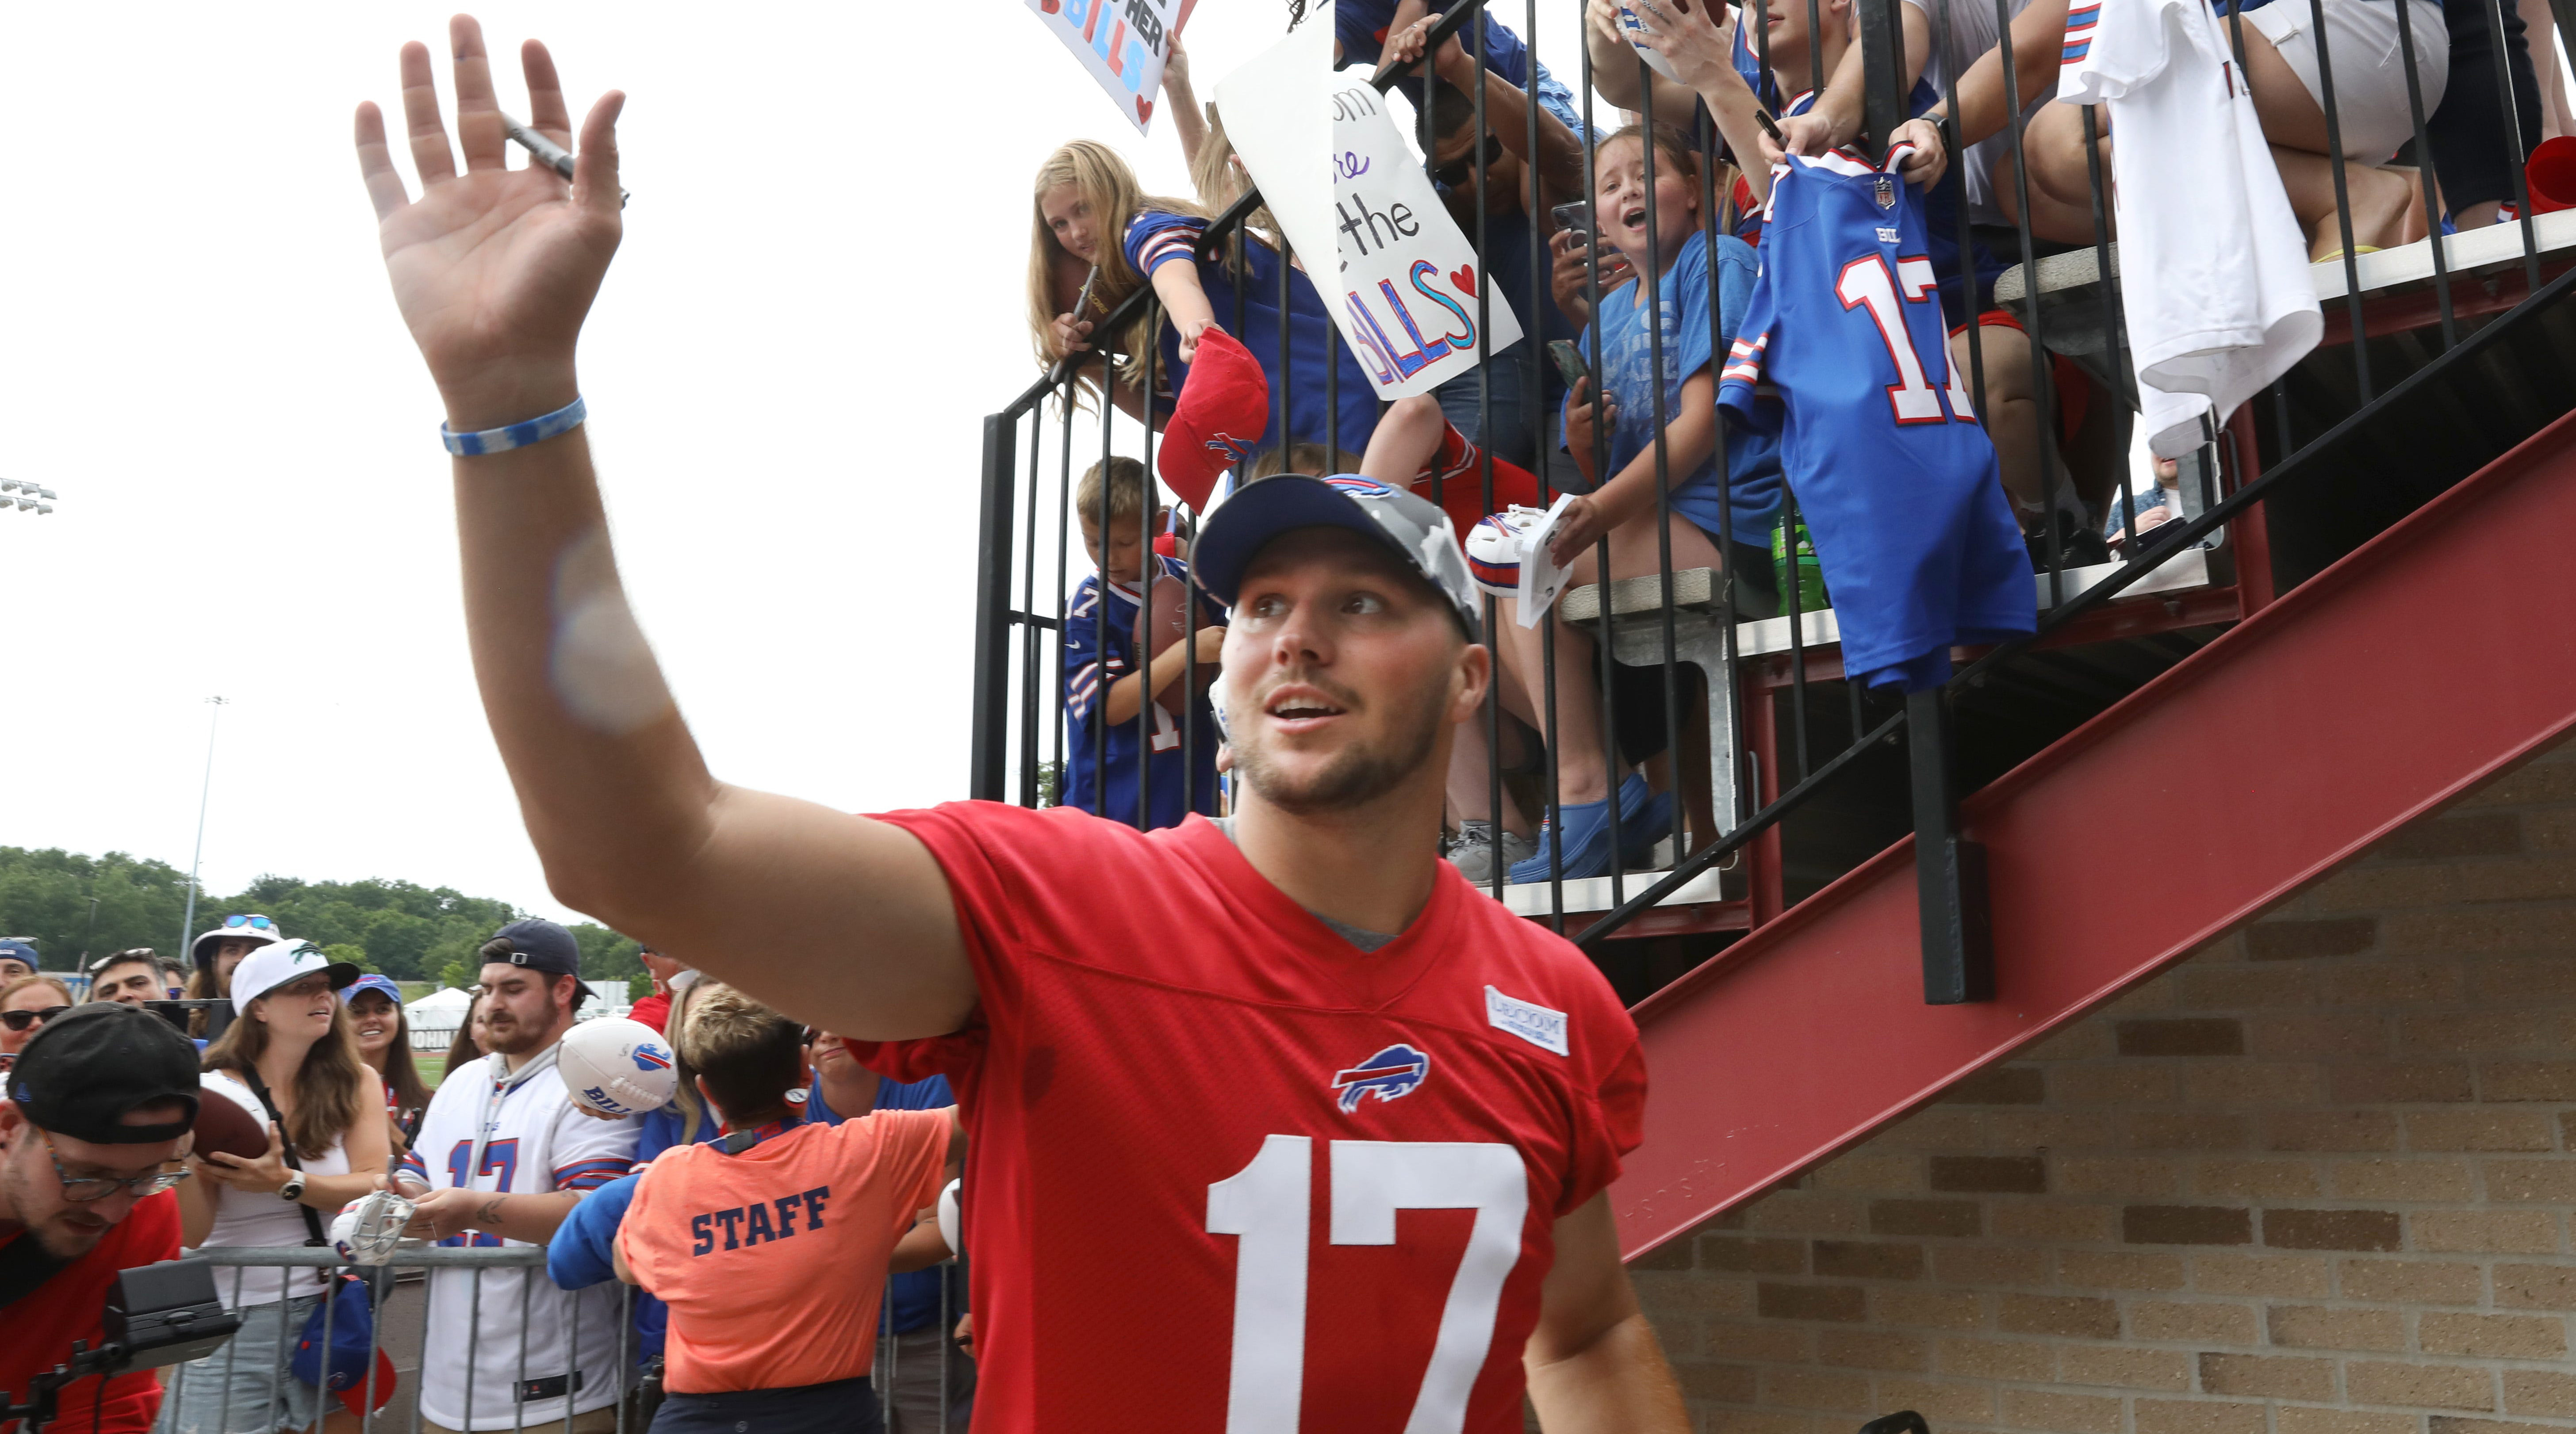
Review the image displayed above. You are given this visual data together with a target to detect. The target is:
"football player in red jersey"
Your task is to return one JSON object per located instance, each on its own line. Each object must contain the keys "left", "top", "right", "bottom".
{"left": 355, "top": 20, "right": 1687, "bottom": 1433}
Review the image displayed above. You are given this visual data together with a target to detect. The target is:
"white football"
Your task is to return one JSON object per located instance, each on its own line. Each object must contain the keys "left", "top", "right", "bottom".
{"left": 936, "top": 1178, "right": 962, "bottom": 1260}
{"left": 1466, "top": 507, "right": 1546, "bottom": 598}
{"left": 557, "top": 1017, "right": 678, "bottom": 1118}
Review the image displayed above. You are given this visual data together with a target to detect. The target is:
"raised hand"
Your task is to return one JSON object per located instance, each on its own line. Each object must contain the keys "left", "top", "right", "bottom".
{"left": 355, "top": 16, "right": 624, "bottom": 432}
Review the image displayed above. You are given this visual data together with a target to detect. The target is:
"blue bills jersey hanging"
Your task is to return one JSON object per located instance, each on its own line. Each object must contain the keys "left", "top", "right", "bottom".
{"left": 1717, "top": 143, "right": 2036, "bottom": 692}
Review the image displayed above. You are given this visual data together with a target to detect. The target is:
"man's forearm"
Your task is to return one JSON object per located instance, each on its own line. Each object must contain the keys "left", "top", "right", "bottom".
{"left": 464, "top": 1189, "right": 586, "bottom": 1245}
{"left": 1526, "top": 1312, "right": 1687, "bottom": 1433}
{"left": 450, "top": 421, "right": 715, "bottom": 926}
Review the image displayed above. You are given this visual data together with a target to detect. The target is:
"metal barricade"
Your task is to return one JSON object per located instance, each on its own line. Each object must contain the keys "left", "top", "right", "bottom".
{"left": 970, "top": 0, "right": 2576, "bottom": 1003}
{"left": 173, "top": 1247, "right": 966, "bottom": 1434}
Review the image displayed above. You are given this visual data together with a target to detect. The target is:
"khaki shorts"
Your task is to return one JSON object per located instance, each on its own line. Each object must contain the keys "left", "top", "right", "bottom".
{"left": 2246, "top": 0, "right": 2449, "bottom": 162}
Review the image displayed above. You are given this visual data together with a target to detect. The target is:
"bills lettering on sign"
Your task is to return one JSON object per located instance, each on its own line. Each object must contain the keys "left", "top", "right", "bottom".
{"left": 1024, "top": 0, "right": 1194, "bottom": 134}
{"left": 1328, "top": 84, "right": 1522, "bottom": 398}
{"left": 1214, "top": 8, "right": 1522, "bottom": 402}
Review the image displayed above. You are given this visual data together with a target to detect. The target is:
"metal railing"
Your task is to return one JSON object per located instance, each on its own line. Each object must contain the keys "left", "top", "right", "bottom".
{"left": 970, "top": 0, "right": 2576, "bottom": 1003}
{"left": 165, "top": 1245, "right": 965, "bottom": 1434}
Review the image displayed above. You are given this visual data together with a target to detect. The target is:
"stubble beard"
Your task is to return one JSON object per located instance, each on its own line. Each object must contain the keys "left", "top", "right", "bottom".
{"left": 1232, "top": 670, "right": 1448, "bottom": 815}
{"left": 0, "top": 1147, "right": 108, "bottom": 1260}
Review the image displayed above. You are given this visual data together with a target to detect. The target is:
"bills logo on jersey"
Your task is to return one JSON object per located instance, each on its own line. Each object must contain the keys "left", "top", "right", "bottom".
{"left": 631, "top": 1044, "right": 672, "bottom": 1073}
{"left": 1332, "top": 1043, "right": 1430, "bottom": 1113}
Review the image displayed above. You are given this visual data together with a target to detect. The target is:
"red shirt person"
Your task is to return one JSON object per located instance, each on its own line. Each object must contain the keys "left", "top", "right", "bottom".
{"left": 0, "top": 1005, "right": 201, "bottom": 1434}
{"left": 354, "top": 23, "right": 1689, "bottom": 1432}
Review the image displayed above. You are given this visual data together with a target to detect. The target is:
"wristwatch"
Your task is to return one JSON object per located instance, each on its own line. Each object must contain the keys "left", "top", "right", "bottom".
{"left": 279, "top": 1172, "right": 307, "bottom": 1203}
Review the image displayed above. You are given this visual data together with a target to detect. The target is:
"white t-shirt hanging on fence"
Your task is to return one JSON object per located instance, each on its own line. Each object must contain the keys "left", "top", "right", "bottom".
{"left": 2058, "top": 0, "right": 2320, "bottom": 457}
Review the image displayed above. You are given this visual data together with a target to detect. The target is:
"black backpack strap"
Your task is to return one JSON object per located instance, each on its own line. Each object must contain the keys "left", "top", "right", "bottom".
{"left": 238, "top": 1070, "right": 328, "bottom": 1248}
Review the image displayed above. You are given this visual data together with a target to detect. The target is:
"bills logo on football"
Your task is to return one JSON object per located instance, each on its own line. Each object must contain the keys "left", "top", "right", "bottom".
{"left": 631, "top": 1044, "right": 672, "bottom": 1073}
{"left": 1331, "top": 1043, "right": 1430, "bottom": 1113}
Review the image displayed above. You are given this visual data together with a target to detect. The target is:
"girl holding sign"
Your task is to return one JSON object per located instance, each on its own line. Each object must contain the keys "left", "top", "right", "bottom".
{"left": 1491, "top": 124, "right": 1786, "bottom": 884}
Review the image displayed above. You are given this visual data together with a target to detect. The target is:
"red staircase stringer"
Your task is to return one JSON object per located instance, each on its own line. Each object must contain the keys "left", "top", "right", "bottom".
{"left": 1616, "top": 408, "right": 2576, "bottom": 1260}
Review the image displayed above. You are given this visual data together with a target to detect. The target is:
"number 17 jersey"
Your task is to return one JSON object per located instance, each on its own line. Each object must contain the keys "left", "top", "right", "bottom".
{"left": 1718, "top": 147, "right": 2036, "bottom": 692}
{"left": 849, "top": 804, "right": 1647, "bottom": 1434}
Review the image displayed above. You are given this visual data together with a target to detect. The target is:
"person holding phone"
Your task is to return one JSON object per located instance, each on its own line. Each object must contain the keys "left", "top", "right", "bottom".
{"left": 1380, "top": 12, "right": 1593, "bottom": 483}
{"left": 1493, "top": 125, "right": 1787, "bottom": 883}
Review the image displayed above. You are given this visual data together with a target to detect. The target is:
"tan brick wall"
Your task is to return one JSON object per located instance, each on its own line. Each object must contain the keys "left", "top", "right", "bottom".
{"left": 1633, "top": 739, "right": 2576, "bottom": 1434}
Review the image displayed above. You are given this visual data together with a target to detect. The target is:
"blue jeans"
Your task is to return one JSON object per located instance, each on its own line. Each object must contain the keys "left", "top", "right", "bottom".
{"left": 157, "top": 1295, "right": 324, "bottom": 1434}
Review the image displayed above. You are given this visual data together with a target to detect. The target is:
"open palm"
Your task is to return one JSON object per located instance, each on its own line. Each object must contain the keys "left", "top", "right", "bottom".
{"left": 356, "top": 16, "right": 622, "bottom": 430}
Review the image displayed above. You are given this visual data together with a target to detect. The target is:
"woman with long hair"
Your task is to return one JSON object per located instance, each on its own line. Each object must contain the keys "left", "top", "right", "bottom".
{"left": 162, "top": 942, "right": 389, "bottom": 1434}
{"left": 182, "top": 913, "right": 288, "bottom": 1042}
{"left": 1028, "top": 139, "right": 1204, "bottom": 420}
{"left": 344, "top": 974, "right": 433, "bottom": 1155}
{"left": 445, "top": 989, "right": 488, "bottom": 1072}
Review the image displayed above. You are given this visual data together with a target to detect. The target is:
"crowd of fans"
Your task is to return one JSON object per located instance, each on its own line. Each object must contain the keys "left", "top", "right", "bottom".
{"left": 1, "top": 915, "right": 974, "bottom": 1434}
{"left": 1032, "top": 0, "right": 2566, "bottom": 881}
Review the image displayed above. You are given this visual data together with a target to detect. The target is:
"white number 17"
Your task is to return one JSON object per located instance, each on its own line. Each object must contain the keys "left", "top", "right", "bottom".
{"left": 1836, "top": 253, "right": 1978, "bottom": 425}
{"left": 1207, "top": 1136, "right": 1529, "bottom": 1434}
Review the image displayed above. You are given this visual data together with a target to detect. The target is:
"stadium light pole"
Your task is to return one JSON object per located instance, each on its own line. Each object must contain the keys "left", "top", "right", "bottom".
{"left": 177, "top": 696, "right": 229, "bottom": 958}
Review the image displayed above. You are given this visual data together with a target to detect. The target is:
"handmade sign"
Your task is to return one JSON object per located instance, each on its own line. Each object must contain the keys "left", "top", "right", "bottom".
{"left": 1027, "top": 0, "right": 1197, "bottom": 134}
{"left": 1215, "top": 2, "right": 1523, "bottom": 401}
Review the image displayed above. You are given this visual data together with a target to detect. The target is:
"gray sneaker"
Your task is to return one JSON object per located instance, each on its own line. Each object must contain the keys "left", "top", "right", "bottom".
{"left": 1448, "top": 820, "right": 1540, "bottom": 885}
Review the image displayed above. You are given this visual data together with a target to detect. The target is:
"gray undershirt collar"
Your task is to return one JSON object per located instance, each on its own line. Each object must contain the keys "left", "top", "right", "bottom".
{"left": 1207, "top": 816, "right": 1402, "bottom": 952}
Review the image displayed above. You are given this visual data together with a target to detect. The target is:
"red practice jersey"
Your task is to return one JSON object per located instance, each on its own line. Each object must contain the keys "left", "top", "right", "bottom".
{"left": 853, "top": 804, "right": 1645, "bottom": 1434}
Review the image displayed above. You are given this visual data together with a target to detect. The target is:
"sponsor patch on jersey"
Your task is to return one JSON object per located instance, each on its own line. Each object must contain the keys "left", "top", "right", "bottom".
{"left": 1332, "top": 1043, "right": 1430, "bottom": 1112}
{"left": 631, "top": 1043, "right": 672, "bottom": 1072}
{"left": 1485, "top": 985, "right": 1570, "bottom": 1056}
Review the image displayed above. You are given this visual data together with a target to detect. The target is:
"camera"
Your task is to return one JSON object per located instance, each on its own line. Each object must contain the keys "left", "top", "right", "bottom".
{"left": 2, "top": 1261, "right": 239, "bottom": 1433}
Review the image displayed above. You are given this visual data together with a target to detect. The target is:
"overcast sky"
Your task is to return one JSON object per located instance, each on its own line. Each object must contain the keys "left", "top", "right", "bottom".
{"left": 0, "top": 3, "right": 1592, "bottom": 925}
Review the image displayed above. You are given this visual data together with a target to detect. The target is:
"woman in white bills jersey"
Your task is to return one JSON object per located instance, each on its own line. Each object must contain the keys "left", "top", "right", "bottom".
{"left": 389, "top": 921, "right": 640, "bottom": 1434}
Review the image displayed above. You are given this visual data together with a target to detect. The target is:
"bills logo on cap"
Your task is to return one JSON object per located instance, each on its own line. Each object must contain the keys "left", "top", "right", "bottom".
{"left": 1324, "top": 475, "right": 1396, "bottom": 498}
{"left": 1332, "top": 1043, "right": 1430, "bottom": 1113}
{"left": 1204, "top": 430, "right": 1257, "bottom": 465}
{"left": 630, "top": 1044, "right": 672, "bottom": 1073}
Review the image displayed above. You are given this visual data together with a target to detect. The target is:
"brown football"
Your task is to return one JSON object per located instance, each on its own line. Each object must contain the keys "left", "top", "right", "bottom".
{"left": 191, "top": 1092, "right": 270, "bottom": 1163}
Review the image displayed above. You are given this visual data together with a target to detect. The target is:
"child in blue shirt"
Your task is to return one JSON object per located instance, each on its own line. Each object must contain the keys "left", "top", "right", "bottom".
{"left": 1062, "top": 458, "right": 1227, "bottom": 829}
{"left": 1496, "top": 124, "right": 1786, "bottom": 883}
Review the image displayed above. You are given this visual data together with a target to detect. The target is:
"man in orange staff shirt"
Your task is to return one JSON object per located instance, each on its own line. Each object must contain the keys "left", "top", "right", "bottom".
{"left": 613, "top": 986, "right": 959, "bottom": 1434}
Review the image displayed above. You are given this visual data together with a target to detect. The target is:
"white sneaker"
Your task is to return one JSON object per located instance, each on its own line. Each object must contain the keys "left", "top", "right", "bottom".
{"left": 1448, "top": 820, "right": 1540, "bottom": 884}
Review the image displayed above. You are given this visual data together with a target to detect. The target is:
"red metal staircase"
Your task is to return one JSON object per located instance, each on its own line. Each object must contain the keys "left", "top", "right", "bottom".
{"left": 1614, "top": 406, "right": 2576, "bottom": 1259}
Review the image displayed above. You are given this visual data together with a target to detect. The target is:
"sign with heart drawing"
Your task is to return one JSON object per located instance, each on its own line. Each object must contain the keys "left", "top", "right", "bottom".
{"left": 1215, "top": 3, "right": 1523, "bottom": 400}
{"left": 1026, "top": 0, "right": 1196, "bottom": 135}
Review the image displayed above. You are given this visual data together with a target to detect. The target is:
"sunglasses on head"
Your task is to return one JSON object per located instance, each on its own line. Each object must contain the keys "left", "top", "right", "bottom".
{"left": 1, "top": 1006, "right": 68, "bottom": 1032}
{"left": 1433, "top": 133, "right": 1507, "bottom": 189}
{"left": 222, "top": 915, "right": 276, "bottom": 932}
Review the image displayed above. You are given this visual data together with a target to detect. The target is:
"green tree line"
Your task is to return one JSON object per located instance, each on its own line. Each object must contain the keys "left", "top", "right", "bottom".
{"left": 0, "top": 846, "right": 644, "bottom": 993}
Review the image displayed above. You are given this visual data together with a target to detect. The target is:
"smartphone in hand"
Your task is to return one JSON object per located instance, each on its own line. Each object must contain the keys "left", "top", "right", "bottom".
{"left": 1549, "top": 201, "right": 1593, "bottom": 246}
{"left": 1546, "top": 340, "right": 1594, "bottom": 392}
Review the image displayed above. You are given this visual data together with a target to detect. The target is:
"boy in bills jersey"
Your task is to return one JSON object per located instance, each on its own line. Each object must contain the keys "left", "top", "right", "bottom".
{"left": 389, "top": 922, "right": 638, "bottom": 1433}
{"left": 1717, "top": 143, "right": 2036, "bottom": 691}
{"left": 360, "top": 24, "right": 1687, "bottom": 1433}
{"left": 1063, "top": 456, "right": 1225, "bottom": 830}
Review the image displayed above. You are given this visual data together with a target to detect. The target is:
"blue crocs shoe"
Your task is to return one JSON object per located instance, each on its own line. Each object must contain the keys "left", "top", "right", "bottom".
{"left": 1618, "top": 774, "right": 1677, "bottom": 870}
{"left": 1509, "top": 795, "right": 1622, "bottom": 882}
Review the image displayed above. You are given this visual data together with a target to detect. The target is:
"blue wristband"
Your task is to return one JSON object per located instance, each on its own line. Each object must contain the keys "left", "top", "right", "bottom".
{"left": 441, "top": 396, "right": 587, "bottom": 457}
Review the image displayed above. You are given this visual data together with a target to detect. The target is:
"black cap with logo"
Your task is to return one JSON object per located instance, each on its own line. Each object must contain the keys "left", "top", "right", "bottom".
{"left": 8, "top": 1004, "right": 201, "bottom": 1145}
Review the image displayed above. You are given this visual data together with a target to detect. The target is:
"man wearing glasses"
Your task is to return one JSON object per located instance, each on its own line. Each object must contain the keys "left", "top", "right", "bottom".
{"left": 0, "top": 1004, "right": 200, "bottom": 1434}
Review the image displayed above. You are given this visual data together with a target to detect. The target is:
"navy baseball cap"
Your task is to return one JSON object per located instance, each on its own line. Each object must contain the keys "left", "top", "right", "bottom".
{"left": 1192, "top": 474, "right": 1482, "bottom": 641}
{"left": 9, "top": 1003, "right": 200, "bottom": 1145}
{"left": 0, "top": 938, "right": 38, "bottom": 972}
{"left": 489, "top": 919, "right": 582, "bottom": 976}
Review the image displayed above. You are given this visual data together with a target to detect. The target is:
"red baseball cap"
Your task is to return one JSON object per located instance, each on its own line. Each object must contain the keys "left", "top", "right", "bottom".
{"left": 1157, "top": 327, "right": 1270, "bottom": 512}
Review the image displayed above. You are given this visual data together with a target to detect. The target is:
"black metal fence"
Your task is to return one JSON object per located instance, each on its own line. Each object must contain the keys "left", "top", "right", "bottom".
{"left": 972, "top": 0, "right": 2576, "bottom": 1005}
